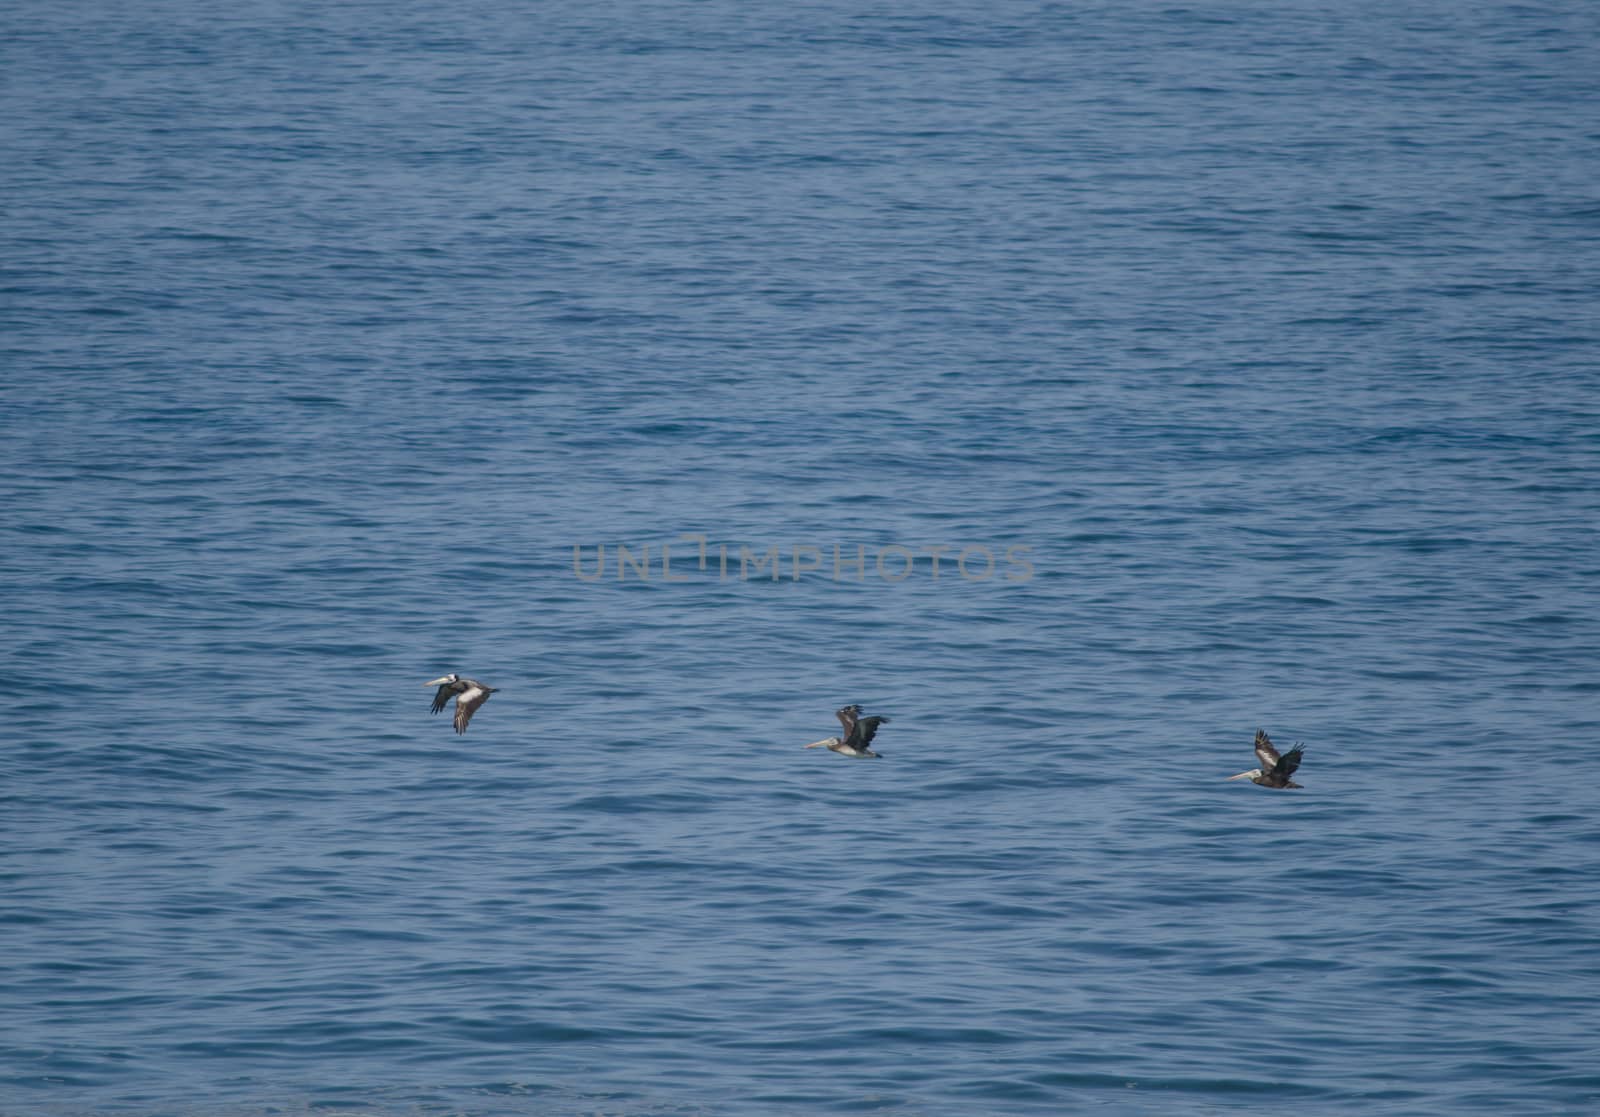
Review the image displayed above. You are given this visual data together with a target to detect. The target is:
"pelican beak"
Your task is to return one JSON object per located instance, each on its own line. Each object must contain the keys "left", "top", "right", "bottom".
{"left": 803, "top": 739, "right": 833, "bottom": 749}
{"left": 424, "top": 677, "right": 453, "bottom": 687}
{"left": 1226, "top": 771, "right": 1255, "bottom": 781}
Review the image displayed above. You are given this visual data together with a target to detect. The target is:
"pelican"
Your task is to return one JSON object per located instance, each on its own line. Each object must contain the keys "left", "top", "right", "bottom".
{"left": 424, "top": 674, "right": 498, "bottom": 734}
{"left": 803, "top": 704, "right": 890, "bottom": 758}
{"left": 1227, "top": 729, "right": 1305, "bottom": 788}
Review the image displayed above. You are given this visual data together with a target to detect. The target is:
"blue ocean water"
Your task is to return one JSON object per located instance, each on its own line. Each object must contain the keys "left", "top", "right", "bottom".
{"left": 3, "top": 1, "right": 1599, "bottom": 1113}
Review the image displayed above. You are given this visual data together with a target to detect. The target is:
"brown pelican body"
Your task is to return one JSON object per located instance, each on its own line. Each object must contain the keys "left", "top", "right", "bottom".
{"left": 804, "top": 704, "right": 890, "bottom": 758}
{"left": 1228, "top": 729, "right": 1305, "bottom": 788}
{"left": 424, "top": 674, "right": 498, "bottom": 734}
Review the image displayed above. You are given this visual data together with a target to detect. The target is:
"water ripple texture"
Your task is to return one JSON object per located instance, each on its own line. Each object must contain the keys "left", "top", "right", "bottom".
{"left": 3, "top": 1, "right": 1598, "bottom": 1114}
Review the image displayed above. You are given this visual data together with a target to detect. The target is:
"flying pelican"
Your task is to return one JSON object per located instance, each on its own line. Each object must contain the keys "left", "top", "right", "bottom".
{"left": 424, "top": 674, "right": 498, "bottom": 734}
{"left": 1227, "top": 729, "right": 1305, "bottom": 788}
{"left": 803, "top": 704, "right": 890, "bottom": 758}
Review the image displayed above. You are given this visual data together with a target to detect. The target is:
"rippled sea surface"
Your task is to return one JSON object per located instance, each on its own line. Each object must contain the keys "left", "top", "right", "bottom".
{"left": 4, "top": 2, "right": 1599, "bottom": 1114}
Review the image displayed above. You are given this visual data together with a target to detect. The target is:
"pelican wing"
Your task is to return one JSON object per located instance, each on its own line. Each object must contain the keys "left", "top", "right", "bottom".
{"left": 836, "top": 706, "right": 859, "bottom": 737}
{"left": 846, "top": 715, "right": 890, "bottom": 750}
{"left": 1254, "top": 729, "right": 1283, "bottom": 772}
{"left": 430, "top": 682, "right": 460, "bottom": 715}
{"left": 1275, "top": 745, "right": 1305, "bottom": 779}
{"left": 453, "top": 682, "right": 493, "bottom": 734}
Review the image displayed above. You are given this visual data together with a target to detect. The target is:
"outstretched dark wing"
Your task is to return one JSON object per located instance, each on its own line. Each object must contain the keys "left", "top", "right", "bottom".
{"left": 1274, "top": 745, "right": 1305, "bottom": 779}
{"left": 1254, "top": 729, "right": 1283, "bottom": 772}
{"left": 846, "top": 715, "right": 890, "bottom": 750}
{"left": 453, "top": 682, "right": 493, "bottom": 734}
{"left": 838, "top": 704, "right": 864, "bottom": 739}
{"left": 431, "top": 683, "right": 459, "bottom": 715}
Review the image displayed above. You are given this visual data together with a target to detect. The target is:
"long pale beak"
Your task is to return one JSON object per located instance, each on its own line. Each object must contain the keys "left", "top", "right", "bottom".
{"left": 1226, "top": 771, "right": 1256, "bottom": 781}
{"left": 803, "top": 738, "right": 835, "bottom": 750}
{"left": 424, "top": 677, "right": 453, "bottom": 687}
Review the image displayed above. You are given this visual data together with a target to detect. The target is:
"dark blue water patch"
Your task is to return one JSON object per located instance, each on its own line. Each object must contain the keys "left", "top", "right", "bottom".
{"left": 5, "top": 0, "right": 1600, "bottom": 1114}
